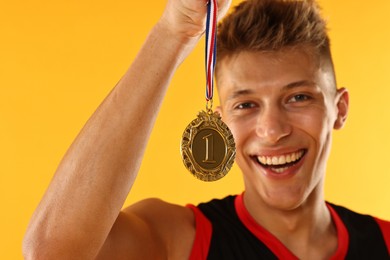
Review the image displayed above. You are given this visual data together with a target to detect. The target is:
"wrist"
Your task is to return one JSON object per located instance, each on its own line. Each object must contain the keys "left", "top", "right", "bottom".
{"left": 156, "top": 13, "right": 204, "bottom": 45}
{"left": 152, "top": 20, "right": 202, "bottom": 63}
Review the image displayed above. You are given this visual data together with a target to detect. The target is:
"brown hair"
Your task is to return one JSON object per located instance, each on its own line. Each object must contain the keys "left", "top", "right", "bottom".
{"left": 217, "top": 0, "right": 333, "bottom": 67}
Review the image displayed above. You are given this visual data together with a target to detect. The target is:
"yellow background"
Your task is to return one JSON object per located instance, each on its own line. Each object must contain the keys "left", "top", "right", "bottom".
{"left": 1, "top": 0, "right": 389, "bottom": 258}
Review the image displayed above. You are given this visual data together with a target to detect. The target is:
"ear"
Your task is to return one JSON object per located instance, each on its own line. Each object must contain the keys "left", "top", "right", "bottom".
{"left": 333, "top": 88, "right": 349, "bottom": 130}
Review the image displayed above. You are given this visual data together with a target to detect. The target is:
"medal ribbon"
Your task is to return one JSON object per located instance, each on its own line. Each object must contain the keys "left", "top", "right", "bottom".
{"left": 205, "top": 0, "right": 218, "bottom": 102}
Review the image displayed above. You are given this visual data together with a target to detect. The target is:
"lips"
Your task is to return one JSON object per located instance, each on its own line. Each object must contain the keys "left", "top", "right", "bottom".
{"left": 255, "top": 149, "right": 306, "bottom": 174}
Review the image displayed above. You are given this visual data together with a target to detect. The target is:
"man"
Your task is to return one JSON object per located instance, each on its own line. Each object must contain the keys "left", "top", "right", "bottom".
{"left": 23, "top": 0, "right": 390, "bottom": 259}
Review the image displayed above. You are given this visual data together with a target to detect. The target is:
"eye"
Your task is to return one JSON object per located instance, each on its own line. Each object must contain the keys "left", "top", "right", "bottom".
{"left": 235, "top": 102, "right": 256, "bottom": 109}
{"left": 288, "top": 94, "right": 311, "bottom": 103}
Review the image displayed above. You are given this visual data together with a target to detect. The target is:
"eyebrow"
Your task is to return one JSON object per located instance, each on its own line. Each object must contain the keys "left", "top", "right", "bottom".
{"left": 284, "top": 80, "right": 316, "bottom": 89}
{"left": 227, "top": 80, "right": 316, "bottom": 101}
{"left": 227, "top": 89, "right": 255, "bottom": 100}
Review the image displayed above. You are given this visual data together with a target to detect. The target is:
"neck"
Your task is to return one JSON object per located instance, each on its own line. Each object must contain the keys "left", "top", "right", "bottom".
{"left": 243, "top": 187, "right": 337, "bottom": 258}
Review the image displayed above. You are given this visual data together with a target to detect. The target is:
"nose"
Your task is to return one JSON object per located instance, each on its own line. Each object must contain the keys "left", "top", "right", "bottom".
{"left": 256, "top": 106, "right": 292, "bottom": 144}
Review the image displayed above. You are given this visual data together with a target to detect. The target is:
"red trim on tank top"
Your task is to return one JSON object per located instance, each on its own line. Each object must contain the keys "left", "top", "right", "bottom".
{"left": 187, "top": 195, "right": 355, "bottom": 259}
{"left": 235, "top": 194, "right": 350, "bottom": 259}
{"left": 187, "top": 204, "right": 212, "bottom": 260}
{"left": 326, "top": 202, "right": 349, "bottom": 259}
{"left": 375, "top": 217, "right": 390, "bottom": 254}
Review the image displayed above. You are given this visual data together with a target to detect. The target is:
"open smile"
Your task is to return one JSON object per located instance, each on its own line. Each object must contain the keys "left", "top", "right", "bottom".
{"left": 254, "top": 149, "right": 307, "bottom": 174}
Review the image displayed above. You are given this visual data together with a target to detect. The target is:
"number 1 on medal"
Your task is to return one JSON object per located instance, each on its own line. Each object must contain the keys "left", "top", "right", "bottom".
{"left": 202, "top": 133, "right": 216, "bottom": 163}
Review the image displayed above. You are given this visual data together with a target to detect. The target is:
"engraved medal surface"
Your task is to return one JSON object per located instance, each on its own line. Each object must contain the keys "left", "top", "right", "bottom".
{"left": 181, "top": 110, "right": 235, "bottom": 181}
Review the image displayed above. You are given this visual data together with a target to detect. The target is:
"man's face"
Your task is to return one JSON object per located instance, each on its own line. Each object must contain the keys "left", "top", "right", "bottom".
{"left": 216, "top": 48, "right": 348, "bottom": 210}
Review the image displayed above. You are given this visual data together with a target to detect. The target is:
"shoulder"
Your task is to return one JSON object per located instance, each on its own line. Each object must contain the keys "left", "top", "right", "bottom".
{"left": 126, "top": 198, "right": 196, "bottom": 259}
{"left": 196, "top": 195, "right": 237, "bottom": 218}
{"left": 97, "top": 198, "right": 195, "bottom": 260}
{"left": 127, "top": 198, "right": 194, "bottom": 224}
{"left": 328, "top": 202, "right": 390, "bottom": 254}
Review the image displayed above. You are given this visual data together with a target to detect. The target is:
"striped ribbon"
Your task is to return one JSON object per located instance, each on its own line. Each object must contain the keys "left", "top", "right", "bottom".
{"left": 205, "top": 0, "right": 218, "bottom": 101}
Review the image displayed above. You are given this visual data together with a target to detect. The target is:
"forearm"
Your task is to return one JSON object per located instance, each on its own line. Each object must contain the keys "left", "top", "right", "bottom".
{"left": 23, "top": 22, "right": 199, "bottom": 259}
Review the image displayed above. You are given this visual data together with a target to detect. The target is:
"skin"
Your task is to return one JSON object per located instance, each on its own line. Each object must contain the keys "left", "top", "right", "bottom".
{"left": 23, "top": 0, "right": 231, "bottom": 259}
{"left": 216, "top": 49, "right": 348, "bottom": 258}
{"left": 23, "top": 0, "right": 349, "bottom": 259}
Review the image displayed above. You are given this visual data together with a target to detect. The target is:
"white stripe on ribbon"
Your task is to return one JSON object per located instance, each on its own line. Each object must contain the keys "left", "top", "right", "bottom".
{"left": 205, "top": 0, "right": 217, "bottom": 101}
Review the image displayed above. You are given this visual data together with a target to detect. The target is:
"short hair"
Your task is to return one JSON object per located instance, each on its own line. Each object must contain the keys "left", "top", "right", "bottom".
{"left": 217, "top": 0, "right": 333, "bottom": 70}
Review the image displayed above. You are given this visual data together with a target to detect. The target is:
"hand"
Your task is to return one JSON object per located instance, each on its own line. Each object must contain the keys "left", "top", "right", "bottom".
{"left": 160, "top": 0, "right": 232, "bottom": 41}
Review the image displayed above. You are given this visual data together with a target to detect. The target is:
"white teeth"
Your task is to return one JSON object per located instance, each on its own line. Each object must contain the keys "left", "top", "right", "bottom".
{"left": 272, "top": 157, "right": 278, "bottom": 165}
{"left": 271, "top": 166, "right": 288, "bottom": 173}
{"left": 267, "top": 157, "right": 272, "bottom": 165}
{"left": 291, "top": 153, "right": 296, "bottom": 161}
{"left": 257, "top": 150, "right": 304, "bottom": 166}
{"left": 278, "top": 156, "right": 286, "bottom": 164}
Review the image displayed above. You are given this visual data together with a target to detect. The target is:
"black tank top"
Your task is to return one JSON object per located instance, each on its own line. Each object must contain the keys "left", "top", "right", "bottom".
{"left": 197, "top": 195, "right": 389, "bottom": 259}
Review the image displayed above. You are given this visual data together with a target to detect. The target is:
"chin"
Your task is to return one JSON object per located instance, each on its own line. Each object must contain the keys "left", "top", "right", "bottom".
{"left": 263, "top": 194, "right": 307, "bottom": 212}
{"left": 243, "top": 175, "right": 314, "bottom": 212}
{"left": 257, "top": 180, "right": 324, "bottom": 213}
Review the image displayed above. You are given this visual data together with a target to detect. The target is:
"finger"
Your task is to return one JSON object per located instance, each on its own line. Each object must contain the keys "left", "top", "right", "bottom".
{"left": 217, "top": 0, "right": 232, "bottom": 19}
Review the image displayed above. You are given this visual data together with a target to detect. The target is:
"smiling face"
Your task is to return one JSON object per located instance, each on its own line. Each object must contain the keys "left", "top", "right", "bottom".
{"left": 216, "top": 48, "right": 348, "bottom": 210}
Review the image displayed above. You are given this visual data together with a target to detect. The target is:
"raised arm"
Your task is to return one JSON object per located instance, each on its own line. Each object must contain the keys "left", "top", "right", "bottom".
{"left": 23, "top": 0, "right": 231, "bottom": 259}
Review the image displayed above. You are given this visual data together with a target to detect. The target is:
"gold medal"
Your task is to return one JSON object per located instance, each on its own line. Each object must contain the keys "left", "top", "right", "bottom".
{"left": 180, "top": 0, "right": 235, "bottom": 181}
{"left": 180, "top": 106, "right": 236, "bottom": 181}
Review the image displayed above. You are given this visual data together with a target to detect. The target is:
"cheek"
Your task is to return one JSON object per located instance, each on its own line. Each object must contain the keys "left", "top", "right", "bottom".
{"left": 226, "top": 116, "right": 255, "bottom": 150}
{"left": 292, "top": 109, "right": 334, "bottom": 159}
{"left": 296, "top": 115, "right": 323, "bottom": 136}
{"left": 227, "top": 119, "right": 254, "bottom": 173}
